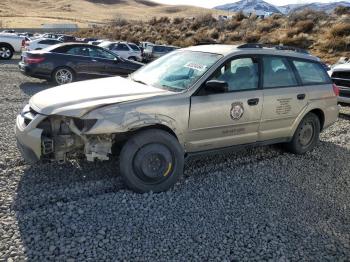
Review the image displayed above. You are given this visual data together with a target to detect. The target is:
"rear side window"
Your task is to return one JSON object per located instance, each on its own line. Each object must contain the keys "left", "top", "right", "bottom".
{"left": 263, "top": 56, "right": 298, "bottom": 88}
{"left": 292, "top": 60, "right": 331, "bottom": 85}
{"left": 128, "top": 44, "right": 140, "bottom": 51}
{"left": 114, "top": 44, "right": 129, "bottom": 51}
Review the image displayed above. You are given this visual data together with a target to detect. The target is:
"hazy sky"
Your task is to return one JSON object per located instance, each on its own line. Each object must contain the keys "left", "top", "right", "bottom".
{"left": 152, "top": 0, "right": 346, "bottom": 8}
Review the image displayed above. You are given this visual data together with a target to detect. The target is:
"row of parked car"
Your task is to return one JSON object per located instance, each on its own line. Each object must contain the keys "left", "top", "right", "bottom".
{"left": 0, "top": 31, "right": 178, "bottom": 62}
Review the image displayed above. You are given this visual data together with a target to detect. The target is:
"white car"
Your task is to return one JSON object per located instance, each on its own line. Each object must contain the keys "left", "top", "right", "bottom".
{"left": 329, "top": 61, "right": 350, "bottom": 104}
{"left": 25, "top": 38, "right": 62, "bottom": 51}
{"left": 99, "top": 41, "right": 142, "bottom": 61}
{"left": 0, "top": 33, "right": 25, "bottom": 59}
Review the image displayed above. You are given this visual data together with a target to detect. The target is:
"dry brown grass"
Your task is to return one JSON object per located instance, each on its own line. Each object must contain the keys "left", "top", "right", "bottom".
{"left": 0, "top": 0, "right": 226, "bottom": 28}
{"left": 77, "top": 9, "right": 350, "bottom": 63}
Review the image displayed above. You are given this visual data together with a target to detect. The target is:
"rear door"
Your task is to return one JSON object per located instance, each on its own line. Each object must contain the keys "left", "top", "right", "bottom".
{"left": 259, "top": 55, "right": 307, "bottom": 141}
{"left": 187, "top": 56, "right": 263, "bottom": 152}
{"left": 112, "top": 43, "right": 131, "bottom": 59}
{"left": 89, "top": 46, "right": 133, "bottom": 76}
{"left": 62, "top": 46, "right": 96, "bottom": 76}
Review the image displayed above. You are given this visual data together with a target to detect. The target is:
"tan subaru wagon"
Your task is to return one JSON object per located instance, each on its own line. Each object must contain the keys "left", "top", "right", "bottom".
{"left": 15, "top": 44, "right": 339, "bottom": 192}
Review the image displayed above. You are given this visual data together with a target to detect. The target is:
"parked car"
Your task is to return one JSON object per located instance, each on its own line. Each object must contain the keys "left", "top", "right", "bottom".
{"left": 57, "top": 35, "right": 76, "bottom": 42}
{"left": 88, "top": 39, "right": 108, "bottom": 46}
{"left": 18, "top": 43, "right": 143, "bottom": 85}
{"left": 15, "top": 44, "right": 339, "bottom": 193}
{"left": 143, "top": 44, "right": 178, "bottom": 62}
{"left": 25, "top": 38, "right": 62, "bottom": 51}
{"left": 1, "top": 29, "right": 16, "bottom": 34}
{"left": 99, "top": 41, "right": 143, "bottom": 62}
{"left": 329, "top": 61, "right": 350, "bottom": 104}
{"left": 0, "top": 33, "right": 25, "bottom": 59}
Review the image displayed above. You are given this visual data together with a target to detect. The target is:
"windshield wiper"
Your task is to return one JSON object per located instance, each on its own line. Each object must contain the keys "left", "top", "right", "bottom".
{"left": 161, "top": 85, "right": 183, "bottom": 92}
{"left": 131, "top": 78, "right": 147, "bottom": 85}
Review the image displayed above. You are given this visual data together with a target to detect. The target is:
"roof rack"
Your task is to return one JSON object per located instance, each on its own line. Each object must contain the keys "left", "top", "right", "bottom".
{"left": 237, "top": 43, "right": 310, "bottom": 54}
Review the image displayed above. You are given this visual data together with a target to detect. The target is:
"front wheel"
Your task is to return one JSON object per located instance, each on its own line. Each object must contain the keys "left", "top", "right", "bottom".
{"left": 286, "top": 112, "right": 320, "bottom": 154}
{"left": 119, "top": 129, "right": 184, "bottom": 193}
{"left": 0, "top": 45, "right": 14, "bottom": 60}
{"left": 52, "top": 67, "right": 75, "bottom": 85}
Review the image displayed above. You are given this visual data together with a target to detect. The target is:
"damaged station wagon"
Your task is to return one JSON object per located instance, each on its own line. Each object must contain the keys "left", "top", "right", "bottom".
{"left": 15, "top": 44, "right": 339, "bottom": 192}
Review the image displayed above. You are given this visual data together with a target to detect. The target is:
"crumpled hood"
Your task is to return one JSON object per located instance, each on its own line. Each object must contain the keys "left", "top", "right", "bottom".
{"left": 30, "top": 76, "right": 171, "bottom": 117}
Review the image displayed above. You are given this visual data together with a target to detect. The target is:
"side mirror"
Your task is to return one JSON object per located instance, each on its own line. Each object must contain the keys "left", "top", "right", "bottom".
{"left": 205, "top": 80, "right": 228, "bottom": 93}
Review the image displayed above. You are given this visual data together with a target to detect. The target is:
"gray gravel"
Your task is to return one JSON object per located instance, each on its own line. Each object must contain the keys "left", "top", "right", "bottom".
{"left": 0, "top": 56, "right": 350, "bottom": 261}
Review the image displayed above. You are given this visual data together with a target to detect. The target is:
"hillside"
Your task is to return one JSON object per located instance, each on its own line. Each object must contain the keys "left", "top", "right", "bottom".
{"left": 215, "top": 0, "right": 350, "bottom": 15}
{"left": 0, "top": 0, "right": 224, "bottom": 28}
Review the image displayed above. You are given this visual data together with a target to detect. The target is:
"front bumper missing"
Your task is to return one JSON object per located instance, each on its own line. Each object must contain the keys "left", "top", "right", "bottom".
{"left": 15, "top": 113, "right": 45, "bottom": 164}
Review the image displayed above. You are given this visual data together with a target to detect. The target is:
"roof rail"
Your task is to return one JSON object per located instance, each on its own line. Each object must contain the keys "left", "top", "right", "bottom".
{"left": 237, "top": 43, "right": 309, "bottom": 54}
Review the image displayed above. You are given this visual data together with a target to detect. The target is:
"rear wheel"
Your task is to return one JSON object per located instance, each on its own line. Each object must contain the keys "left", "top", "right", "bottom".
{"left": 0, "top": 45, "right": 14, "bottom": 60}
{"left": 52, "top": 67, "right": 75, "bottom": 85}
{"left": 286, "top": 113, "right": 320, "bottom": 154}
{"left": 119, "top": 129, "right": 184, "bottom": 193}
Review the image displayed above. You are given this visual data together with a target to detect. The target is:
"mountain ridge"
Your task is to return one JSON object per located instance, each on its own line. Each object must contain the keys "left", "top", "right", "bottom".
{"left": 215, "top": 0, "right": 350, "bottom": 15}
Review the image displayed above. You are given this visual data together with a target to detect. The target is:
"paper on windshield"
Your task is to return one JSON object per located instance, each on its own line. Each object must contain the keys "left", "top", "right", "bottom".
{"left": 184, "top": 62, "right": 207, "bottom": 71}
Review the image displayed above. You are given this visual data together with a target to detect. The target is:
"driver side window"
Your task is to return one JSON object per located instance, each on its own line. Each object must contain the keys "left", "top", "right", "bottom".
{"left": 210, "top": 57, "right": 259, "bottom": 92}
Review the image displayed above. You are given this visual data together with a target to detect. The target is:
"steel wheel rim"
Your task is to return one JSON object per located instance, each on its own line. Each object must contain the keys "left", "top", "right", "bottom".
{"left": 133, "top": 143, "right": 174, "bottom": 184}
{"left": 0, "top": 47, "right": 11, "bottom": 58}
{"left": 299, "top": 121, "right": 314, "bottom": 146}
{"left": 55, "top": 69, "right": 73, "bottom": 85}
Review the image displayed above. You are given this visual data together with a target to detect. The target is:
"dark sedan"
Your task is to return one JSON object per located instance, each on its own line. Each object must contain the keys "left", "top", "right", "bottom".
{"left": 19, "top": 43, "right": 144, "bottom": 85}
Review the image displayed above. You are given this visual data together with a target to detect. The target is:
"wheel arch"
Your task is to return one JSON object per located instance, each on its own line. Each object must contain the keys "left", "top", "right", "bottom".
{"left": 0, "top": 42, "right": 15, "bottom": 52}
{"left": 308, "top": 108, "right": 325, "bottom": 131}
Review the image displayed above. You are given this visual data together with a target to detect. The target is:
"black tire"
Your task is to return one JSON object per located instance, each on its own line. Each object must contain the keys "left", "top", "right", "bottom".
{"left": 119, "top": 129, "right": 184, "bottom": 193}
{"left": 0, "top": 45, "right": 14, "bottom": 60}
{"left": 52, "top": 67, "right": 75, "bottom": 85}
{"left": 286, "top": 112, "right": 320, "bottom": 154}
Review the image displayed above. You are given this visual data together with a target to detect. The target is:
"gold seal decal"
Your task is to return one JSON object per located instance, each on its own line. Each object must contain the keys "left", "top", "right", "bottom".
{"left": 230, "top": 102, "right": 244, "bottom": 120}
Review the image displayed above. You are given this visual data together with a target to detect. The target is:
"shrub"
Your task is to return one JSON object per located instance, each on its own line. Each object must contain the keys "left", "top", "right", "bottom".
{"left": 173, "top": 17, "right": 184, "bottom": 24}
{"left": 235, "top": 11, "right": 246, "bottom": 22}
{"left": 280, "top": 34, "right": 312, "bottom": 49}
{"left": 295, "top": 20, "right": 314, "bottom": 33}
{"left": 334, "top": 6, "right": 350, "bottom": 16}
{"left": 329, "top": 23, "right": 350, "bottom": 37}
{"left": 113, "top": 18, "right": 128, "bottom": 27}
{"left": 243, "top": 33, "right": 260, "bottom": 43}
{"left": 226, "top": 20, "right": 240, "bottom": 31}
{"left": 210, "top": 29, "right": 220, "bottom": 39}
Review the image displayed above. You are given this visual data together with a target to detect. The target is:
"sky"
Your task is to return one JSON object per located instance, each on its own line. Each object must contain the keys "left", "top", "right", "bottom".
{"left": 151, "top": 0, "right": 346, "bottom": 8}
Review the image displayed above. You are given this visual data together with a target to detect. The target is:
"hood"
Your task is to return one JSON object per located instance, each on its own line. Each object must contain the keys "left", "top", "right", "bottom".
{"left": 332, "top": 63, "right": 350, "bottom": 71}
{"left": 30, "top": 76, "right": 172, "bottom": 117}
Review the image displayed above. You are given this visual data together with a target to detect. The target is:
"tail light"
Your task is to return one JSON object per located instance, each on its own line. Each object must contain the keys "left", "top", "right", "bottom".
{"left": 24, "top": 56, "right": 45, "bottom": 64}
{"left": 21, "top": 39, "right": 25, "bottom": 47}
{"left": 332, "top": 83, "right": 340, "bottom": 96}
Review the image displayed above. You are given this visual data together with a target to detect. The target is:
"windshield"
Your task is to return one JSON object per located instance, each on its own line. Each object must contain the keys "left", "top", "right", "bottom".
{"left": 130, "top": 50, "right": 222, "bottom": 91}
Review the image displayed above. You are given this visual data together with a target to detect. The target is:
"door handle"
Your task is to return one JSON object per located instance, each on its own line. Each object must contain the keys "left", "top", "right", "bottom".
{"left": 91, "top": 59, "right": 97, "bottom": 62}
{"left": 247, "top": 98, "right": 259, "bottom": 106}
{"left": 297, "top": 94, "right": 306, "bottom": 100}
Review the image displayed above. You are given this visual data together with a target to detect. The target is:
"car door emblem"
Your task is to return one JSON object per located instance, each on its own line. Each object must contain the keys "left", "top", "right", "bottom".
{"left": 230, "top": 102, "right": 244, "bottom": 120}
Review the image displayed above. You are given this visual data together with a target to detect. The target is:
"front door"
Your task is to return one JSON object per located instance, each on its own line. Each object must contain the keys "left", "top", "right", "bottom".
{"left": 187, "top": 56, "right": 263, "bottom": 152}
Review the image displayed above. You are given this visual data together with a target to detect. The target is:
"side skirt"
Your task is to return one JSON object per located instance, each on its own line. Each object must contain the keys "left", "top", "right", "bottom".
{"left": 185, "top": 137, "right": 291, "bottom": 160}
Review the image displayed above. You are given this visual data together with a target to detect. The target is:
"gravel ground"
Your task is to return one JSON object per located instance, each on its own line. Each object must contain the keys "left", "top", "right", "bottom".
{"left": 0, "top": 56, "right": 350, "bottom": 261}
